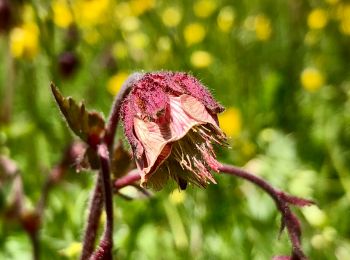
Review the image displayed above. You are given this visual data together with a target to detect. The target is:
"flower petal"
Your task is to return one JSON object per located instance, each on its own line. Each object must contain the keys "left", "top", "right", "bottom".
{"left": 179, "top": 94, "right": 219, "bottom": 127}
{"left": 133, "top": 117, "right": 172, "bottom": 174}
{"left": 167, "top": 95, "right": 202, "bottom": 138}
{"left": 134, "top": 94, "right": 224, "bottom": 180}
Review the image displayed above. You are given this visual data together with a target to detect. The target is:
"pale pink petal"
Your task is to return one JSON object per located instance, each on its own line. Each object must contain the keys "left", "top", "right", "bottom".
{"left": 179, "top": 94, "right": 220, "bottom": 130}
{"left": 133, "top": 117, "right": 172, "bottom": 175}
{"left": 142, "top": 144, "right": 172, "bottom": 184}
{"left": 167, "top": 95, "right": 202, "bottom": 139}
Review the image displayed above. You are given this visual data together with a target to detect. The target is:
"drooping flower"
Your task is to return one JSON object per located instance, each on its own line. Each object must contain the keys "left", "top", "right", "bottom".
{"left": 121, "top": 72, "right": 227, "bottom": 190}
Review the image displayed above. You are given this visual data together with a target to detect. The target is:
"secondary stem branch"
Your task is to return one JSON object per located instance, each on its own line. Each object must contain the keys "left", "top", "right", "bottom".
{"left": 104, "top": 72, "right": 143, "bottom": 149}
{"left": 219, "top": 164, "right": 313, "bottom": 260}
{"left": 113, "top": 169, "right": 141, "bottom": 190}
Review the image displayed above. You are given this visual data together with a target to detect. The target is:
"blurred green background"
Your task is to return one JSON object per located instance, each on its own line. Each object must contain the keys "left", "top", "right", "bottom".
{"left": 1, "top": 0, "right": 350, "bottom": 259}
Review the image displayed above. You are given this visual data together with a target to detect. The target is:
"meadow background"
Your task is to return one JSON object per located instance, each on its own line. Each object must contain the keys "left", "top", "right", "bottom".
{"left": 1, "top": 0, "right": 350, "bottom": 259}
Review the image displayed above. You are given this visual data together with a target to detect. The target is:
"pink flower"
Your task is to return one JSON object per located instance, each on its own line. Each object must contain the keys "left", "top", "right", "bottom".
{"left": 121, "top": 72, "right": 226, "bottom": 190}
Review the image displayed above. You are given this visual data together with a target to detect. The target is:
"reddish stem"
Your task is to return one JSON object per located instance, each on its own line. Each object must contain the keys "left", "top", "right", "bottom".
{"left": 219, "top": 164, "right": 314, "bottom": 260}
{"left": 82, "top": 74, "right": 140, "bottom": 259}
{"left": 80, "top": 176, "right": 104, "bottom": 260}
{"left": 29, "top": 231, "right": 40, "bottom": 260}
{"left": 113, "top": 169, "right": 141, "bottom": 190}
{"left": 104, "top": 72, "right": 143, "bottom": 149}
{"left": 99, "top": 162, "right": 313, "bottom": 259}
{"left": 90, "top": 144, "right": 114, "bottom": 260}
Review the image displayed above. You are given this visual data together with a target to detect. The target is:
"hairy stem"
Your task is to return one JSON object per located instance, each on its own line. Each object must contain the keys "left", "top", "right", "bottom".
{"left": 90, "top": 144, "right": 114, "bottom": 260}
{"left": 219, "top": 164, "right": 313, "bottom": 260}
{"left": 29, "top": 231, "right": 40, "bottom": 260}
{"left": 83, "top": 74, "right": 140, "bottom": 258}
{"left": 80, "top": 176, "right": 104, "bottom": 260}
{"left": 113, "top": 169, "right": 141, "bottom": 190}
{"left": 104, "top": 72, "right": 143, "bottom": 149}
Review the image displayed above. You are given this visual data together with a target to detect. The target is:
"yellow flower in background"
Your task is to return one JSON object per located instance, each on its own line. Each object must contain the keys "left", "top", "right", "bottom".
{"left": 183, "top": 23, "right": 206, "bottom": 46}
{"left": 336, "top": 4, "right": 350, "bottom": 35}
{"left": 304, "top": 30, "right": 320, "bottom": 46}
{"left": 112, "top": 42, "right": 128, "bottom": 60}
{"left": 157, "top": 36, "right": 172, "bottom": 51}
{"left": 162, "top": 7, "right": 182, "bottom": 27}
{"left": 241, "top": 140, "right": 256, "bottom": 157}
{"left": 74, "top": 0, "right": 111, "bottom": 28}
{"left": 193, "top": 0, "right": 217, "bottom": 18}
{"left": 254, "top": 14, "right": 272, "bottom": 41}
{"left": 120, "top": 16, "right": 141, "bottom": 32}
{"left": 325, "top": 0, "right": 339, "bottom": 4}
{"left": 218, "top": 107, "right": 242, "bottom": 138}
{"left": 114, "top": 2, "right": 132, "bottom": 21}
{"left": 307, "top": 8, "right": 328, "bottom": 30}
{"left": 190, "top": 50, "right": 212, "bottom": 68}
{"left": 10, "top": 22, "right": 39, "bottom": 59}
{"left": 22, "top": 4, "right": 35, "bottom": 23}
{"left": 244, "top": 14, "right": 272, "bottom": 41}
{"left": 53, "top": 0, "right": 73, "bottom": 28}
{"left": 217, "top": 6, "right": 235, "bottom": 32}
{"left": 169, "top": 189, "right": 186, "bottom": 205}
{"left": 130, "top": 0, "right": 155, "bottom": 16}
{"left": 107, "top": 72, "right": 129, "bottom": 95}
{"left": 340, "top": 17, "right": 350, "bottom": 35}
{"left": 128, "top": 32, "right": 150, "bottom": 50}
{"left": 83, "top": 29, "right": 100, "bottom": 44}
{"left": 300, "top": 67, "right": 325, "bottom": 92}
{"left": 59, "top": 242, "right": 82, "bottom": 258}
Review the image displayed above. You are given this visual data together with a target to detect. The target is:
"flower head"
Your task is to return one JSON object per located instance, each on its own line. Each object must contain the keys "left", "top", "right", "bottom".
{"left": 121, "top": 72, "right": 226, "bottom": 190}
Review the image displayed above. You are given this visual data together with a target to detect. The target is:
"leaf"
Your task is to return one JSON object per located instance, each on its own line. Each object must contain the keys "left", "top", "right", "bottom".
{"left": 50, "top": 83, "right": 105, "bottom": 145}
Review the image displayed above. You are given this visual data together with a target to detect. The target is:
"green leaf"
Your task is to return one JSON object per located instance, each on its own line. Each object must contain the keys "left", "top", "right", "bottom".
{"left": 50, "top": 83, "right": 105, "bottom": 144}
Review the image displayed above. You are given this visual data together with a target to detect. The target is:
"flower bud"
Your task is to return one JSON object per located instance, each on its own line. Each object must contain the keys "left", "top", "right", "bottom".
{"left": 0, "top": 0, "right": 12, "bottom": 33}
{"left": 58, "top": 51, "right": 79, "bottom": 78}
